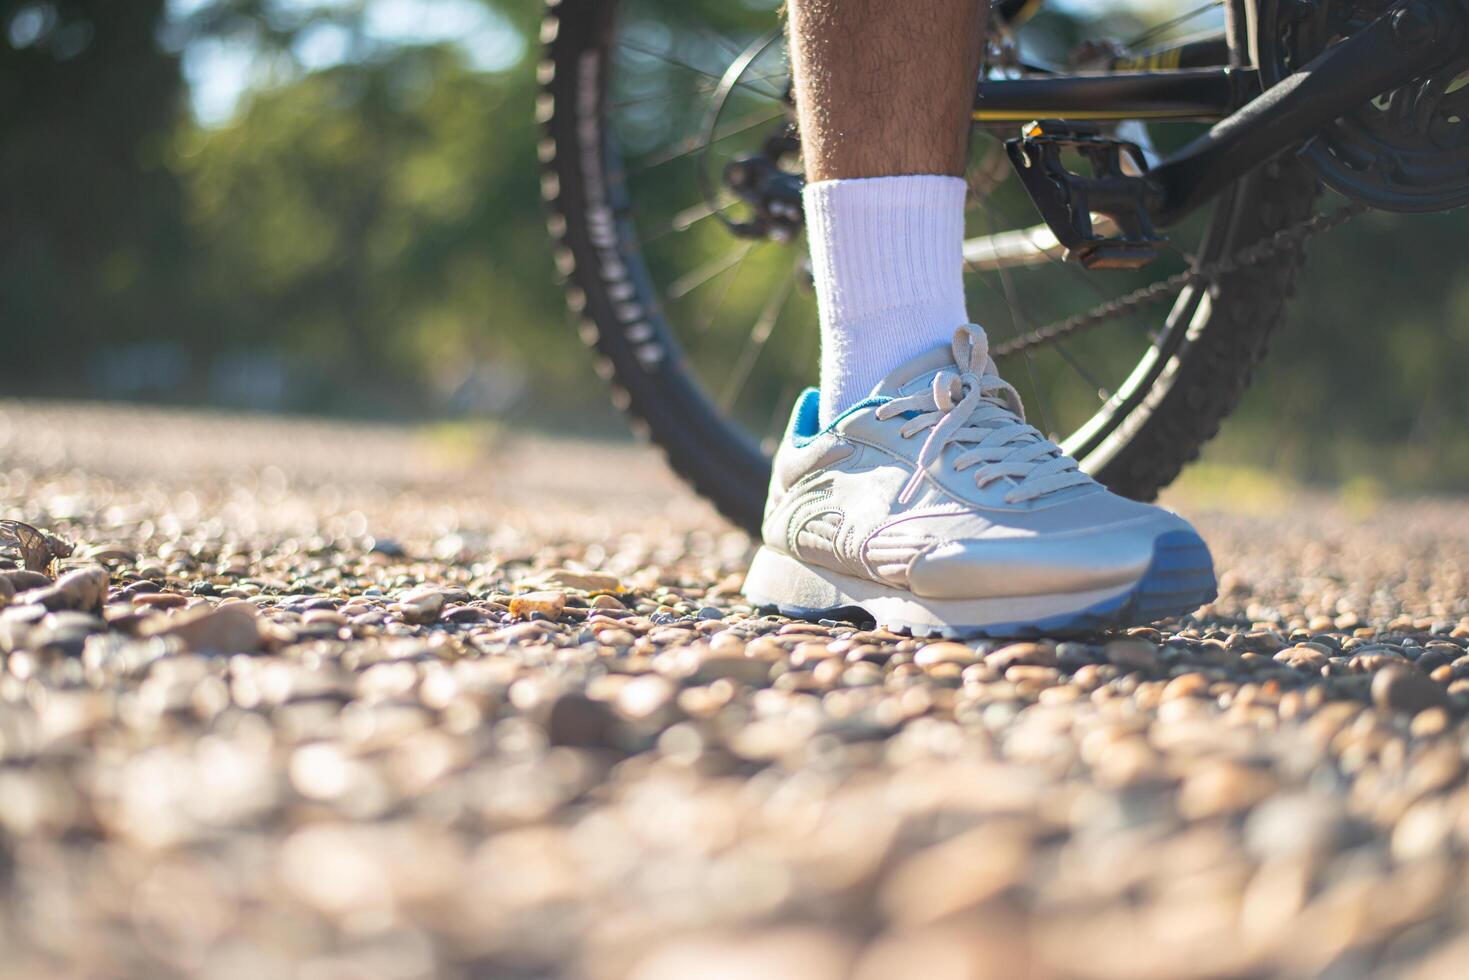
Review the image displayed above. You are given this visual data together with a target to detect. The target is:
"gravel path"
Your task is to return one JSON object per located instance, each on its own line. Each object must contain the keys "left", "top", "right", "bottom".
{"left": 4, "top": 400, "right": 1469, "bottom": 979}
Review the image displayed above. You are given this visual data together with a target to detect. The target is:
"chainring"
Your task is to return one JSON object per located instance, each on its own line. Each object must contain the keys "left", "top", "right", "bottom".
{"left": 1260, "top": 0, "right": 1469, "bottom": 210}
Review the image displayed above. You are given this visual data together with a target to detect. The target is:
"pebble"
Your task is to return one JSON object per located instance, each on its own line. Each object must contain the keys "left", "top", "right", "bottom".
{"left": 532, "top": 567, "right": 621, "bottom": 592}
{"left": 133, "top": 592, "right": 189, "bottom": 609}
{"left": 15, "top": 565, "right": 109, "bottom": 614}
{"left": 704, "top": 631, "right": 746, "bottom": 656}
{"left": 914, "top": 642, "right": 978, "bottom": 667}
{"left": 1056, "top": 642, "right": 1096, "bottom": 669}
{"left": 509, "top": 590, "right": 567, "bottom": 620}
{"left": 693, "top": 655, "right": 771, "bottom": 687}
{"left": 0, "top": 569, "right": 51, "bottom": 593}
{"left": 988, "top": 642, "right": 1056, "bottom": 669}
{"left": 393, "top": 587, "right": 446, "bottom": 624}
{"left": 139, "top": 602, "right": 263, "bottom": 653}
{"left": 442, "top": 606, "right": 490, "bottom": 624}
{"left": 1105, "top": 638, "right": 1160, "bottom": 670}
{"left": 1179, "top": 761, "right": 1277, "bottom": 818}
{"left": 1372, "top": 665, "right": 1449, "bottom": 715}
{"left": 615, "top": 674, "right": 677, "bottom": 722}
{"left": 1244, "top": 793, "right": 1354, "bottom": 859}
{"left": 1162, "top": 672, "right": 1210, "bottom": 700}
{"left": 0, "top": 604, "right": 47, "bottom": 652}
{"left": 29, "top": 612, "right": 105, "bottom": 656}
{"left": 1276, "top": 644, "right": 1329, "bottom": 671}
{"left": 544, "top": 692, "right": 616, "bottom": 747}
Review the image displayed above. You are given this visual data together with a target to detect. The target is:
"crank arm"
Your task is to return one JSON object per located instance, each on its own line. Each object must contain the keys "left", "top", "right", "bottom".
{"left": 1150, "top": 0, "right": 1469, "bottom": 225}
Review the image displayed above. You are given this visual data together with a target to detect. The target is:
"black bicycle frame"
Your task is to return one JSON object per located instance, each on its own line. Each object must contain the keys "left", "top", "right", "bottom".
{"left": 972, "top": 67, "right": 1255, "bottom": 124}
{"left": 975, "top": 0, "right": 1469, "bottom": 225}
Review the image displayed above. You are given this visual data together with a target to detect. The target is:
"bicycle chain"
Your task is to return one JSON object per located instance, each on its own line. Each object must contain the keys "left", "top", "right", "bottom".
{"left": 991, "top": 200, "right": 1368, "bottom": 358}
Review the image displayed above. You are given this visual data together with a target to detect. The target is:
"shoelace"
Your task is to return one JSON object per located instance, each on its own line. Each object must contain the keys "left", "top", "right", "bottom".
{"left": 876, "top": 325, "right": 1095, "bottom": 506}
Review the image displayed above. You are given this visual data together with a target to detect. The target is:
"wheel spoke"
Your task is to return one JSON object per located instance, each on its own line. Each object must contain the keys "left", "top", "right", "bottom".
{"left": 1125, "top": 1, "right": 1224, "bottom": 49}
{"left": 610, "top": 71, "right": 789, "bottom": 112}
{"left": 691, "top": 26, "right": 789, "bottom": 99}
{"left": 628, "top": 108, "right": 786, "bottom": 176}
{"left": 720, "top": 265, "right": 797, "bottom": 412}
{"left": 669, "top": 242, "right": 754, "bottom": 299}
{"left": 696, "top": 241, "right": 758, "bottom": 332}
{"left": 1051, "top": 340, "right": 1113, "bottom": 402}
{"left": 641, "top": 195, "right": 739, "bottom": 244}
{"left": 970, "top": 199, "right": 1055, "bottom": 437}
{"left": 612, "top": 82, "right": 719, "bottom": 112}
{"left": 618, "top": 40, "right": 785, "bottom": 103}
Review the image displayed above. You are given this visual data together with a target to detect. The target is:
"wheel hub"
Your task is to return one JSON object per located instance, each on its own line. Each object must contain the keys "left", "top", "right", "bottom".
{"left": 721, "top": 135, "right": 804, "bottom": 242}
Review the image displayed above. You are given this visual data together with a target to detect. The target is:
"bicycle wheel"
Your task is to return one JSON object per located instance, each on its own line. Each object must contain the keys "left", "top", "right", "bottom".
{"left": 538, "top": 0, "right": 1316, "bottom": 533}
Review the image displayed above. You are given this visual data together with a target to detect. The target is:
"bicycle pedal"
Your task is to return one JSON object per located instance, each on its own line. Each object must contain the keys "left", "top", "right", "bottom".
{"left": 1005, "top": 120, "right": 1166, "bottom": 270}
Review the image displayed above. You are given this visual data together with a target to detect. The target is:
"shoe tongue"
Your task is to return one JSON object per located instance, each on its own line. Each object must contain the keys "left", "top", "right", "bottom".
{"left": 868, "top": 330, "right": 1035, "bottom": 443}
{"left": 867, "top": 337, "right": 1006, "bottom": 401}
{"left": 867, "top": 343, "right": 957, "bottom": 400}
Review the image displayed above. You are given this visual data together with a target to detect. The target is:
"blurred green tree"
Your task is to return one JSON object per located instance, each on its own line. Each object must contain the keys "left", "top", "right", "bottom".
{"left": 0, "top": 0, "right": 189, "bottom": 384}
{"left": 172, "top": 41, "right": 567, "bottom": 414}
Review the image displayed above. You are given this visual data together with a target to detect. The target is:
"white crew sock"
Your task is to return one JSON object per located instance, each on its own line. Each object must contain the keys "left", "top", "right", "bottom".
{"left": 803, "top": 174, "right": 969, "bottom": 428}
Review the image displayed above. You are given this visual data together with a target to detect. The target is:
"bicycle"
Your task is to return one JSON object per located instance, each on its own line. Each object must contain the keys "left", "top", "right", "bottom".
{"left": 538, "top": 0, "right": 1469, "bottom": 532}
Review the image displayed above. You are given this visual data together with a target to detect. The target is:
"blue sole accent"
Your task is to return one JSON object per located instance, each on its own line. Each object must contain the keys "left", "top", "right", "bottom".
{"left": 758, "top": 529, "right": 1218, "bottom": 639}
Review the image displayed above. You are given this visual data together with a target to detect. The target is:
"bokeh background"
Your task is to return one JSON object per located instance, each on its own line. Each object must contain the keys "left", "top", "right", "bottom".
{"left": 4, "top": 0, "right": 1468, "bottom": 498}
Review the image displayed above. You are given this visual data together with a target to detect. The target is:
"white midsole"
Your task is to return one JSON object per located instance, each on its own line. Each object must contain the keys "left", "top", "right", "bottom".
{"left": 742, "top": 546, "right": 1133, "bottom": 632}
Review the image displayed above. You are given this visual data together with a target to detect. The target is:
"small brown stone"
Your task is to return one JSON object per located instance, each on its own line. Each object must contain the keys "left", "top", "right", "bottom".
{"left": 509, "top": 590, "right": 567, "bottom": 620}
{"left": 1105, "top": 638, "right": 1159, "bottom": 671}
{"left": 615, "top": 674, "right": 677, "bottom": 721}
{"left": 694, "top": 655, "right": 771, "bottom": 687}
{"left": 545, "top": 693, "right": 616, "bottom": 747}
{"left": 1411, "top": 707, "right": 1451, "bottom": 737}
{"left": 915, "top": 642, "right": 979, "bottom": 667}
{"left": 0, "top": 570, "right": 51, "bottom": 594}
{"left": 303, "top": 609, "right": 348, "bottom": 626}
{"left": 393, "top": 587, "right": 446, "bottom": 624}
{"left": 532, "top": 568, "right": 622, "bottom": 592}
{"left": 133, "top": 592, "right": 189, "bottom": 609}
{"left": 778, "top": 622, "right": 832, "bottom": 637}
{"left": 15, "top": 565, "right": 109, "bottom": 614}
{"left": 1163, "top": 672, "right": 1210, "bottom": 700}
{"left": 1276, "top": 645, "right": 1328, "bottom": 671}
{"left": 140, "top": 602, "right": 263, "bottom": 653}
{"left": 1179, "top": 761, "right": 1276, "bottom": 818}
{"left": 1005, "top": 665, "right": 1061, "bottom": 686}
{"left": 1372, "top": 665, "right": 1448, "bottom": 716}
{"left": 988, "top": 642, "right": 1057, "bottom": 669}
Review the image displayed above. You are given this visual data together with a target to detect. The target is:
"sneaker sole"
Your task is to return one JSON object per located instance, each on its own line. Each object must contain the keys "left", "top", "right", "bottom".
{"left": 741, "top": 530, "right": 1218, "bottom": 639}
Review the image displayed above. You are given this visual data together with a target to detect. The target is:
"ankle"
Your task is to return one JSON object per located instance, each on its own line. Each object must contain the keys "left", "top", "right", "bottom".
{"left": 804, "top": 174, "right": 969, "bottom": 427}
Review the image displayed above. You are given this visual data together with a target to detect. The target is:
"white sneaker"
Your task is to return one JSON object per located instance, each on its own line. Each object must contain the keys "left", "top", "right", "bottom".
{"left": 743, "top": 325, "right": 1217, "bottom": 637}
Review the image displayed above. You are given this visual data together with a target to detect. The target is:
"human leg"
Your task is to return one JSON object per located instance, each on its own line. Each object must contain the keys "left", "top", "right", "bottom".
{"left": 787, "top": 0, "right": 986, "bottom": 426}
